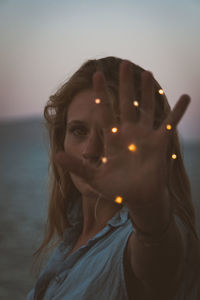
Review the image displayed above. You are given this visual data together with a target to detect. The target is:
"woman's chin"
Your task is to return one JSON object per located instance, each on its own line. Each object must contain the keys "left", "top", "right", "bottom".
{"left": 71, "top": 175, "right": 98, "bottom": 198}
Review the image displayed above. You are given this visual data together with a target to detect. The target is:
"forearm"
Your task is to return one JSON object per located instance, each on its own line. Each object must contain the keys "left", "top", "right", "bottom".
{"left": 127, "top": 190, "right": 184, "bottom": 297}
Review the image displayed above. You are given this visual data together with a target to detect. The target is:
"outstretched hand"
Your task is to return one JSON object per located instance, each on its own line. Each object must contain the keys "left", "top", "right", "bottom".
{"left": 56, "top": 60, "right": 190, "bottom": 208}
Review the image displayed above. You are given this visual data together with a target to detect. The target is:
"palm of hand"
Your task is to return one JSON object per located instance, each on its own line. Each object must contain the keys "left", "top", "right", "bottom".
{"left": 87, "top": 121, "right": 168, "bottom": 205}
{"left": 56, "top": 60, "right": 190, "bottom": 207}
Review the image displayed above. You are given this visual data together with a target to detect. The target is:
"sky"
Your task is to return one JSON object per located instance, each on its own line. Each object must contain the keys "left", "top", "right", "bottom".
{"left": 0, "top": 0, "right": 200, "bottom": 141}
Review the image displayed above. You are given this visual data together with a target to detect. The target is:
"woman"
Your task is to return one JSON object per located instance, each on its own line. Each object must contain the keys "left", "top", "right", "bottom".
{"left": 27, "top": 57, "right": 200, "bottom": 299}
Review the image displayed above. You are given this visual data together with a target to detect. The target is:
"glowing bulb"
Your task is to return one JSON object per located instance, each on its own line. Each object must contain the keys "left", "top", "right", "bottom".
{"left": 158, "top": 89, "right": 164, "bottom": 95}
{"left": 133, "top": 100, "right": 139, "bottom": 107}
{"left": 166, "top": 124, "right": 172, "bottom": 130}
{"left": 172, "top": 154, "right": 177, "bottom": 159}
{"left": 95, "top": 98, "right": 101, "bottom": 104}
{"left": 115, "top": 196, "right": 123, "bottom": 204}
{"left": 101, "top": 157, "right": 108, "bottom": 164}
{"left": 128, "top": 144, "right": 137, "bottom": 152}
{"left": 111, "top": 127, "right": 118, "bottom": 133}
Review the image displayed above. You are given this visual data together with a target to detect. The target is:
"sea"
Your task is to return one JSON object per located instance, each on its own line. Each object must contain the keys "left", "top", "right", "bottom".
{"left": 0, "top": 117, "right": 199, "bottom": 299}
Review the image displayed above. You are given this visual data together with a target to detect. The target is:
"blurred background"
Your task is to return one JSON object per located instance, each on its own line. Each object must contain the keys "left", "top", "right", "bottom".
{"left": 0, "top": 0, "right": 199, "bottom": 299}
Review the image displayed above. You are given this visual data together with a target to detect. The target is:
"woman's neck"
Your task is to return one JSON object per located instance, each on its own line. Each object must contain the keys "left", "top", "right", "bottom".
{"left": 80, "top": 195, "right": 121, "bottom": 238}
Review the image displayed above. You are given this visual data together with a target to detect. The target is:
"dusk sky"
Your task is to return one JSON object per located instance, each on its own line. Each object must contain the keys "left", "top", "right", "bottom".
{"left": 0, "top": 0, "right": 199, "bottom": 141}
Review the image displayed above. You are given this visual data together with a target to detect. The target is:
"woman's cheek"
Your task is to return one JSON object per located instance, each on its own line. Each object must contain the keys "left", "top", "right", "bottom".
{"left": 64, "top": 136, "right": 83, "bottom": 155}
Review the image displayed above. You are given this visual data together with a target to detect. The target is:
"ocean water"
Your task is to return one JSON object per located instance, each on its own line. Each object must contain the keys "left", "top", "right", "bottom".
{"left": 0, "top": 118, "right": 199, "bottom": 299}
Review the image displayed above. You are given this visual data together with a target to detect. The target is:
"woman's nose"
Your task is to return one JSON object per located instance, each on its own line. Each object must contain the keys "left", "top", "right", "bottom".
{"left": 82, "top": 133, "right": 104, "bottom": 165}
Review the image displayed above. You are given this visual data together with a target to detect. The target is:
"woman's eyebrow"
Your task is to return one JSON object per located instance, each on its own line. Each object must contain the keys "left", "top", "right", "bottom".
{"left": 67, "top": 120, "right": 88, "bottom": 127}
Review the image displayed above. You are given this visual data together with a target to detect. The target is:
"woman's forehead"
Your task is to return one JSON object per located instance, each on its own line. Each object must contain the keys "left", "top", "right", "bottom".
{"left": 67, "top": 89, "right": 113, "bottom": 124}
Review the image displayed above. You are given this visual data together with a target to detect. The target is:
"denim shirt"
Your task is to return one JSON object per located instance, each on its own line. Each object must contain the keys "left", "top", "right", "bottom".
{"left": 27, "top": 198, "right": 200, "bottom": 300}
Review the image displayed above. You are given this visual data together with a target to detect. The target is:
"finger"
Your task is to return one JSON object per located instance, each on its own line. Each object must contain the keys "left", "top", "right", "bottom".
{"left": 92, "top": 71, "right": 115, "bottom": 129}
{"left": 140, "top": 71, "right": 155, "bottom": 128}
{"left": 119, "top": 60, "right": 138, "bottom": 123}
{"left": 159, "top": 94, "right": 191, "bottom": 135}
{"left": 55, "top": 151, "right": 96, "bottom": 181}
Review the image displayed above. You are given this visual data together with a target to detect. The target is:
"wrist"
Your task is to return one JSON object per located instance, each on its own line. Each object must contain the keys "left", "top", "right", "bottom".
{"left": 126, "top": 189, "right": 174, "bottom": 245}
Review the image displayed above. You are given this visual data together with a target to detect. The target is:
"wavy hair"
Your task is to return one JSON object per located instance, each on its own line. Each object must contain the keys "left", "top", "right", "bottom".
{"left": 32, "top": 56, "right": 199, "bottom": 278}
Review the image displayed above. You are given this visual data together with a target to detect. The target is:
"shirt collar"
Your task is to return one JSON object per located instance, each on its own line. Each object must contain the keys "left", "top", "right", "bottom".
{"left": 107, "top": 205, "right": 129, "bottom": 227}
{"left": 62, "top": 198, "right": 130, "bottom": 250}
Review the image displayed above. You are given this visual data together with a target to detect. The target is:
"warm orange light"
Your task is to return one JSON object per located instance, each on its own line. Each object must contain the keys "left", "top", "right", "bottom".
{"left": 128, "top": 144, "right": 137, "bottom": 152}
{"left": 111, "top": 127, "right": 118, "bottom": 133}
{"left": 166, "top": 124, "right": 172, "bottom": 130}
{"left": 101, "top": 157, "right": 108, "bottom": 164}
{"left": 115, "top": 196, "right": 123, "bottom": 204}
{"left": 172, "top": 154, "right": 177, "bottom": 159}
{"left": 158, "top": 89, "right": 164, "bottom": 95}
{"left": 133, "top": 100, "right": 139, "bottom": 107}
{"left": 95, "top": 98, "right": 101, "bottom": 104}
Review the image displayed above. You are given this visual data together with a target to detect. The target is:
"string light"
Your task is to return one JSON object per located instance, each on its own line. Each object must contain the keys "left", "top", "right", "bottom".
{"left": 158, "top": 89, "right": 164, "bottom": 95}
{"left": 166, "top": 124, "right": 172, "bottom": 130}
{"left": 95, "top": 98, "right": 101, "bottom": 104}
{"left": 101, "top": 157, "right": 108, "bottom": 164}
{"left": 115, "top": 196, "right": 123, "bottom": 204}
{"left": 111, "top": 127, "right": 118, "bottom": 133}
{"left": 171, "top": 154, "right": 177, "bottom": 160}
{"left": 133, "top": 100, "right": 139, "bottom": 107}
{"left": 128, "top": 144, "right": 137, "bottom": 152}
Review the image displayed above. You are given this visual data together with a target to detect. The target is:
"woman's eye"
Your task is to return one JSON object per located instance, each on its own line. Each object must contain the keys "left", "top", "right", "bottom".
{"left": 69, "top": 126, "right": 88, "bottom": 137}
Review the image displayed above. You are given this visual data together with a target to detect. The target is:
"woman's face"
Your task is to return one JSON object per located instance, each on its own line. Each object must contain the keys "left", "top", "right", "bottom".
{"left": 64, "top": 89, "right": 105, "bottom": 198}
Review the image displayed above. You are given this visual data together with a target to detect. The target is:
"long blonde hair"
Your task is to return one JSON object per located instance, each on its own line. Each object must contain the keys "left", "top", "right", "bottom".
{"left": 32, "top": 56, "right": 199, "bottom": 277}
